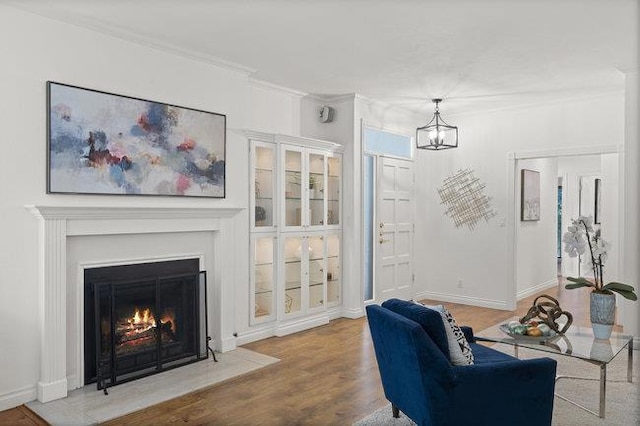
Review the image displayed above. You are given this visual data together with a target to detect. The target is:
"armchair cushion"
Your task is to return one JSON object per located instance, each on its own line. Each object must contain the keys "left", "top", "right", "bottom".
{"left": 381, "top": 298, "right": 449, "bottom": 357}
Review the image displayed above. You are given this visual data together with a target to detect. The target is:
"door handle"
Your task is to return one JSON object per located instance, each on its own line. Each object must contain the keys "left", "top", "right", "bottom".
{"left": 379, "top": 222, "right": 384, "bottom": 228}
{"left": 379, "top": 238, "right": 389, "bottom": 244}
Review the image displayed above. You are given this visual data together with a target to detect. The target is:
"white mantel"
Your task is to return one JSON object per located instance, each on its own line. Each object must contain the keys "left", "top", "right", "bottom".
{"left": 27, "top": 205, "right": 243, "bottom": 403}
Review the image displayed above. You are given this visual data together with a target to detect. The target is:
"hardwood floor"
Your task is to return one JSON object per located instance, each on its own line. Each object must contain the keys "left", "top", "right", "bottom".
{"left": 0, "top": 283, "right": 606, "bottom": 425}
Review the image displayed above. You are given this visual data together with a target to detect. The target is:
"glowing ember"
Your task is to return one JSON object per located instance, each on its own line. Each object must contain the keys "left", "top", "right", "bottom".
{"left": 127, "top": 308, "right": 156, "bottom": 334}
{"left": 111, "top": 307, "right": 176, "bottom": 355}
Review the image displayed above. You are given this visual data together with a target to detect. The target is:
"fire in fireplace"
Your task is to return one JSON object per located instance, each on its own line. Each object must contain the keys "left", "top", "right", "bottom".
{"left": 84, "top": 259, "right": 213, "bottom": 393}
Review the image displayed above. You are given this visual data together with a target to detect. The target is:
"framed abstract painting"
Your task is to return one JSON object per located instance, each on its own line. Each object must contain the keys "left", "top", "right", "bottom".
{"left": 47, "top": 82, "right": 226, "bottom": 197}
{"left": 521, "top": 169, "right": 540, "bottom": 221}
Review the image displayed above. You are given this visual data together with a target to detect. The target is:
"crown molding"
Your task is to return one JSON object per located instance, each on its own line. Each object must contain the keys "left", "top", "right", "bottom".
{"left": 304, "top": 93, "right": 358, "bottom": 103}
{"left": 2, "top": 1, "right": 256, "bottom": 75}
{"left": 249, "top": 78, "right": 307, "bottom": 98}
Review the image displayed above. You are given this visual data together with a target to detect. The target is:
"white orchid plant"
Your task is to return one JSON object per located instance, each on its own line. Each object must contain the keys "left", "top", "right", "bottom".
{"left": 563, "top": 216, "right": 637, "bottom": 300}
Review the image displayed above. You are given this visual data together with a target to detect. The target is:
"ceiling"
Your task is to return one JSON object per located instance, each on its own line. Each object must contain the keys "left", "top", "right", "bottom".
{"left": 4, "top": 0, "right": 638, "bottom": 116}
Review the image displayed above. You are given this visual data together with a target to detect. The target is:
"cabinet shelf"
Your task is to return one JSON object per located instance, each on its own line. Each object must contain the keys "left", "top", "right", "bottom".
{"left": 250, "top": 136, "right": 342, "bottom": 328}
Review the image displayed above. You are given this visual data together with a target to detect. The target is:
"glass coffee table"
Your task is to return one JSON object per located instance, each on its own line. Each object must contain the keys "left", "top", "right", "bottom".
{"left": 475, "top": 318, "right": 634, "bottom": 418}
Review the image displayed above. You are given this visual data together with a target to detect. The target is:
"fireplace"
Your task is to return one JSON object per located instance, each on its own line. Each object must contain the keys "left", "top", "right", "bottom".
{"left": 84, "top": 259, "right": 210, "bottom": 393}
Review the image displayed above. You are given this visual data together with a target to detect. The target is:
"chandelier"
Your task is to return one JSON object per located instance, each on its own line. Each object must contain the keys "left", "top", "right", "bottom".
{"left": 416, "top": 98, "right": 458, "bottom": 150}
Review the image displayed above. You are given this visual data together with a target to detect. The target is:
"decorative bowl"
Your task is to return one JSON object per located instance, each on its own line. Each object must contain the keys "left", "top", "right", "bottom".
{"left": 499, "top": 324, "right": 557, "bottom": 343}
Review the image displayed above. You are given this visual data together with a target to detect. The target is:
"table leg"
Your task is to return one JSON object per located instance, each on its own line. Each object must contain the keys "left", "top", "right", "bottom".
{"left": 599, "top": 363, "right": 606, "bottom": 418}
{"left": 628, "top": 339, "right": 634, "bottom": 383}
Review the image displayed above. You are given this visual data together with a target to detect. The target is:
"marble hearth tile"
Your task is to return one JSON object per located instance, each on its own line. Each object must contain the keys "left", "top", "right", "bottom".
{"left": 27, "top": 348, "right": 279, "bottom": 425}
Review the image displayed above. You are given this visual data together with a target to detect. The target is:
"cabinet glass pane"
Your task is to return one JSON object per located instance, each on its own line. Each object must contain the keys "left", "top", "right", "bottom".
{"left": 284, "top": 150, "right": 303, "bottom": 227}
{"left": 283, "top": 237, "right": 302, "bottom": 314}
{"left": 327, "top": 234, "right": 340, "bottom": 304}
{"left": 309, "top": 153, "right": 326, "bottom": 226}
{"left": 254, "top": 237, "right": 274, "bottom": 319}
{"left": 327, "top": 156, "right": 340, "bottom": 225}
{"left": 308, "top": 236, "right": 325, "bottom": 309}
{"left": 255, "top": 146, "right": 274, "bottom": 227}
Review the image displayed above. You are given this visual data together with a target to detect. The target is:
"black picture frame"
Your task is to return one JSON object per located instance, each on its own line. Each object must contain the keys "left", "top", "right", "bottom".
{"left": 47, "top": 81, "right": 226, "bottom": 198}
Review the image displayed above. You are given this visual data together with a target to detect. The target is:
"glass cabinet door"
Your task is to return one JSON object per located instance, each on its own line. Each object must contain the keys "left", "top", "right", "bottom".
{"left": 327, "top": 155, "right": 341, "bottom": 226}
{"left": 308, "top": 236, "right": 325, "bottom": 310}
{"left": 253, "top": 144, "right": 276, "bottom": 228}
{"left": 283, "top": 148, "right": 303, "bottom": 228}
{"left": 308, "top": 153, "right": 326, "bottom": 227}
{"left": 252, "top": 236, "right": 276, "bottom": 324}
{"left": 283, "top": 236, "right": 303, "bottom": 315}
{"left": 326, "top": 233, "right": 340, "bottom": 305}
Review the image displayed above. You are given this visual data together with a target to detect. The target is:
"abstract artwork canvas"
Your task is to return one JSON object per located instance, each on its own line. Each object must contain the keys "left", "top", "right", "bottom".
{"left": 47, "top": 82, "right": 226, "bottom": 197}
{"left": 521, "top": 169, "right": 540, "bottom": 221}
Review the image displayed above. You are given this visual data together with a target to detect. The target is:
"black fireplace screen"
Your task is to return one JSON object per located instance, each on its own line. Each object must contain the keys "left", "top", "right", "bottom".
{"left": 84, "top": 260, "right": 210, "bottom": 392}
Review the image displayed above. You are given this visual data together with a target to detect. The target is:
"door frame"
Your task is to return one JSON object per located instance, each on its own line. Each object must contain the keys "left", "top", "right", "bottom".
{"left": 361, "top": 121, "right": 416, "bottom": 305}
{"left": 506, "top": 144, "right": 624, "bottom": 310}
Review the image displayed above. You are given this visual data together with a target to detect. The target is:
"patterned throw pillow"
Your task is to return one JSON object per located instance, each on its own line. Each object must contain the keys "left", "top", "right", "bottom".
{"left": 425, "top": 304, "right": 474, "bottom": 365}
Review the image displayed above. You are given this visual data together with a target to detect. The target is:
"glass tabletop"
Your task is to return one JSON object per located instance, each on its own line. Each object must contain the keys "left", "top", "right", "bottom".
{"left": 474, "top": 317, "right": 633, "bottom": 364}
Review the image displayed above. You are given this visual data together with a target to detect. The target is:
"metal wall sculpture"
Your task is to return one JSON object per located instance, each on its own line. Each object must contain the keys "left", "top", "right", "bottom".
{"left": 437, "top": 168, "right": 497, "bottom": 230}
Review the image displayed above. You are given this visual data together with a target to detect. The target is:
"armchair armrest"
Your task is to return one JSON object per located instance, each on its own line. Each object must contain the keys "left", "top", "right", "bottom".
{"left": 449, "top": 357, "right": 557, "bottom": 426}
{"left": 460, "top": 325, "right": 474, "bottom": 342}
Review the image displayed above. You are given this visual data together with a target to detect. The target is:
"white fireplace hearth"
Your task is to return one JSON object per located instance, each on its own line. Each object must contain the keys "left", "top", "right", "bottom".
{"left": 27, "top": 206, "right": 243, "bottom": 403}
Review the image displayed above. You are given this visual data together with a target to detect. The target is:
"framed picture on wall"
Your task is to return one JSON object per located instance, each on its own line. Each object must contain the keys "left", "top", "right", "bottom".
{"left": 521, "top": 169, "right": 540, "bottom": 221}
{"left": 594, "top": 178, "right": 602, "bottom": 224}
{"left": 47, "top": 82, "right": 226, "bottom": 197}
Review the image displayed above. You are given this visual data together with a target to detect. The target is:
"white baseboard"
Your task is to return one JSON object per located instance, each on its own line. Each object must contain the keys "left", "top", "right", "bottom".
{"left": 219, "top": 336, "right": 237, "bottom": 352}
{"left": 414, "top": 291, "right": 509, "bottom": 310}
{"left": 339, "top": 306, "right": 364, "bottom": 319}
{"left": 517, "top": 279, "right": 558, "bottom": 300}
{"left": 0, "top": 385, "right": 36, "bottom": 411}
{"left": 275, "top": 314, "right": 329, "bottom": 337}
{"left": 235, "top": 325, "right": 277, "bottom": 346}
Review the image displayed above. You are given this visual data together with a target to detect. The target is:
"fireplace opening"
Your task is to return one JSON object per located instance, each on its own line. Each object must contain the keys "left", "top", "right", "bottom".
{"left": 84, "top": 259, "right": 211, "bottom": 392}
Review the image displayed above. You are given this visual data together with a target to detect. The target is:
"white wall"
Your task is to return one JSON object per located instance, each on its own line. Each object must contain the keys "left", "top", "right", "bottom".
{"left": 622, "top": 69, "right": 639, "bottom": 342}
{"left": 0, "top": 5, "right": 303, "bottom": 409}
{"left": 414, "top": 94, "right": 624, "bottom": 309}
{"left": 516, "top": 158, "right": 558, "bottom": 298}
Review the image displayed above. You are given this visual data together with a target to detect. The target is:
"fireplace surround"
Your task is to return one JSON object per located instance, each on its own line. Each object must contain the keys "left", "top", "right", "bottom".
{"left": 27, "top": 206, "right": 243, "bottom": 403}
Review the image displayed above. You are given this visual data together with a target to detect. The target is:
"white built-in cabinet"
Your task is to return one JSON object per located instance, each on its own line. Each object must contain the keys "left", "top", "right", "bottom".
{"left": 248, "top": 131, "right": 343, "bottom": 334}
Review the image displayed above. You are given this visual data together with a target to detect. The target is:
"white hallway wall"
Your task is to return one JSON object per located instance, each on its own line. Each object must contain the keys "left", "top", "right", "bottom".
{"left": 0, "top": 6, "right": 303, "bottom": 409}
{"left": 414, "top": 94, "right": 625, "bottom": 309}
{"left": 516, "top": 158, "right": 558, "bottom": 298}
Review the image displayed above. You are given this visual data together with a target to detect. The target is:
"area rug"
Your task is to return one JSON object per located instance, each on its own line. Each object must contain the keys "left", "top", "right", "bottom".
{"left": 354, "top": 344, "right": 638, "bottom": 426}
{"left": 26, "top": 348, "right": 279, "bottom": 426}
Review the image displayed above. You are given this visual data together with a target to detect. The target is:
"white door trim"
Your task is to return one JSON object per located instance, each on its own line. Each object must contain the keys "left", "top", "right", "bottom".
{"left": 506, "top": 144, "right": 624, "bottom": 310}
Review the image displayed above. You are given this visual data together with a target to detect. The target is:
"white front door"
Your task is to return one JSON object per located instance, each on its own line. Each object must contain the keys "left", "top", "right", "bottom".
{"left": 375, "top": 156, "right": 414, "bottom": 302}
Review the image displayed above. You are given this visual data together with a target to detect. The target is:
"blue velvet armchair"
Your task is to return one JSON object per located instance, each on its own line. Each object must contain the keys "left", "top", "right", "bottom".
{"left": 366, "top": 300, "right": 557, "bottom": 426}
